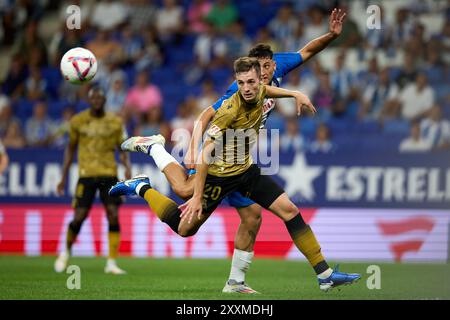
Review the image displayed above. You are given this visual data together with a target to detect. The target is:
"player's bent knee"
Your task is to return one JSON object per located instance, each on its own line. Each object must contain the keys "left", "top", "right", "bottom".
{"left": 284, "top": 202, "right": 299, "bottom": 219}
{"left": 272, "top": 198, "right": 298, "bottom": 221}
{"left": 178, "top": 227, "right": 197, "bottom": 238}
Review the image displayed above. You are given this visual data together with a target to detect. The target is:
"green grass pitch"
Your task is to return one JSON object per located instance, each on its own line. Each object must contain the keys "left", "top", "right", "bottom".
{"left": 0, "top": 256, "right": 449, "bottom": 300}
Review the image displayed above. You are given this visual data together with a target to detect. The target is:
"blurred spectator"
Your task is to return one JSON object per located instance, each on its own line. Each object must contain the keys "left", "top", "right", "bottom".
{"left": 86, "top": 29, "right": 125, "bottom": 63}
{"left": 155, "top": 0, "right": 184, "bottom": 43}
{"left": 356, "top": 56, "right": 379, "bottom": 90}
{"left": 420, "top": 105, "right": 450, "bottom": 150}
{"left": 309, "top": 123, "right": 336, "bottom": 153}
{"left": 360, "top": 67, "right": 399, "bottom": 120}
{"left": 90, "top": 0, "right": 128, "bottom": 31}
{"left": 135, "top": 26, "right": 164, "bottom": 70}
{"left": 280, "top": 117, "right": 307, "bottom": 153}
{"left": 254, "top": 27, "right": 281, "bottom": 53}
{"left": 196, "top": 79, "right": 218, "bottom": 111}
{"left": 106, "top": 71, "right": 128, "bottom": 114}
{"left": 285, "top": 21, "right": 308, "bottom": 53}
{"left": 95, "top": 60, "right": 123, "bottom": 93}
{"left": 277, "top": 71, "right": 317, "bottom": 117}
{"left": 399, "top": 121, "right": 431, "bottom": 152}
{"left": 2, "top": 121, "right": 26, "bottom": 149}
{"left": 391, "top": 8, "right": 413, "bottom": 46}
{"left": 193, "top": 21, "right": 227, "bottom": 67}
{"left": 170, "top": 98, "right": 196, "bottom": 134}
{"left": 398, "top": 73, "right": 435, "bottom": 121}
{"left": 25, "top": 66, "right": 48, "bottom": 101}
{"left": 120, "top": 23, "right": 144, "bottom": 65}
{"left": 126, "top": 0, "right": 158, "bottom": 32}
{"left": 268, "top": 4, "right": 297, "bottom": 49}
{"left": 2, "top": 53, "right": 27, "bottom": 99}
{"left": 135, "top": 107, "right": 170, "bottom": 141}
{"left": 25, "top": 101, "right": 56, "bottom": 147}
{"left": 441, "top": 20, "right": 450, "bottom": 65}
{"left": 125, "top": 70, "right": 163, "bottom": 115}
{"left": 0, "top": 95, "right": 21, "bottom": 138}
{"left": 1, "top": 7, "right": 17, "bottom": 46}
{"left": 187, "top": 0, "right": 212, "bottom": 34}
{"left": 313, "top": 71, "right": 333, "bottom": 121}
{"left": 396, "top": 52, "right": 418, "bottom": 89}
{"left": 330, "top": 51, "right": 353, "bottom": 99}
{"left": 14, "top": 19, "right": 48, "bottom": 67}
{"left": 405, "top": 23, "right": 427, "bottom": 60}
{"left": 224, "top": 21, "right": 251, "bottom": 59}
{"left": 206, "top": 0, "right": 238, "bottom": 31}
{"left": 304, "top": 6, "right": 328, "bottom": 41}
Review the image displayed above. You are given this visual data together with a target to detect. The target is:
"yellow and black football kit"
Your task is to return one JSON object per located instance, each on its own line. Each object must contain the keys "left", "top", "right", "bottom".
{"left": 69, "top": 110, "right": 126, "bottom": 209}
{"left": 199, "top": 85, "right": 284, "bottom": 214}
{"left": 135, "top": 86, "right": 329, "bottom": 275}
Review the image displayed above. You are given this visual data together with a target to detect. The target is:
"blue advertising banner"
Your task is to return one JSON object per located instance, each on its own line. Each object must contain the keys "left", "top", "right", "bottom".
{"left": 0, "top": 149, "right": 449, "bottom": 209}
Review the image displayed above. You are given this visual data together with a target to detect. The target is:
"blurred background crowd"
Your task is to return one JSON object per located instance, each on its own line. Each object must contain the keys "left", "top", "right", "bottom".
{"left": 0, "top": 0, "right": 448, "bottom": 154}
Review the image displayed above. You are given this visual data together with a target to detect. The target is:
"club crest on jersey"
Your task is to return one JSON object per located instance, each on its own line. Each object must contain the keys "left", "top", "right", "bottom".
{"left": 207, "top": 124, "right": 221, "bottom": 137}
{"left": 262, "top": 98, "right": 275, "bottom": 114}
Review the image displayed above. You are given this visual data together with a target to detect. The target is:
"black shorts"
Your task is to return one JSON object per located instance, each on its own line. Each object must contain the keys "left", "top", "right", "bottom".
{"left": 202, "top": 164, "right": 284, "bottom": 214}
{"left": 72, "top": 176, "right": 122, "bottom": 209}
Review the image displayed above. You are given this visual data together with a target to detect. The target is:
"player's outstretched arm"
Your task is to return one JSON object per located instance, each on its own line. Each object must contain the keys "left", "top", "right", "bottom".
{"left": 119, "top": 150, "right": 132, "bottom": 180}
{"left": 57, "top": 142, "right": 76, "bottom": 196}
{"left": 298, "top": 8, "right": 346, "bottom": 62}
{"left": 184, "top": 106, "right": 216, "bottom": 169}
{"left": 265, "top": 85, "right": 316, "bottom": 116}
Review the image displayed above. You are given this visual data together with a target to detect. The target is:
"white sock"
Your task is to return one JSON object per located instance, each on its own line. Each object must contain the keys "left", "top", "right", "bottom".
{"left": 149, "top": 144, "right": 178, "bottom": 172}
{"left": 228, "top": 249, "right": 254, "bottom": 283}
{"left": 317, "top": 268, "right": 333, "bottom": 279}
{"left": 106, "top": 258, "right": 116, "bottom": 266}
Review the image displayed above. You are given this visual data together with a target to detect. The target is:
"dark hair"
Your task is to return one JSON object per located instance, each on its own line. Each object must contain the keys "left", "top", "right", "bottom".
{"left": 234, "top": 57, "right": 261, "bottom": 77}
{"left": 248, "top": 43, "right": 273, "bottom": 59}
{"left": 88, "top": 86, "right": 105, "bottom": 97}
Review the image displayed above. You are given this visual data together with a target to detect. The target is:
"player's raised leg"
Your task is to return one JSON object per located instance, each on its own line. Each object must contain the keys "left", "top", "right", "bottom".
{"left": 121, "top": 134, "right": 195, "bottom": 199}
{"left": 108, "top": 175, "right": 208, "bottom": 237}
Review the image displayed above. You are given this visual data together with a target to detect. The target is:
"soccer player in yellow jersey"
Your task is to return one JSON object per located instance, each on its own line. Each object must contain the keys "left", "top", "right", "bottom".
{"left": 54, "top": 87, "right": 131, "bottom": 275}
{"left": 110, "top": 58, "right": 361, "bottom": 291}
{"left": 119, "top": 8, "right": 347, "bottom": 292}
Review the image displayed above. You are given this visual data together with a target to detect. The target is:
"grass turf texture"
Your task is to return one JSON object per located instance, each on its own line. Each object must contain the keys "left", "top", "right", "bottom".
{"left": 0, "top": 256, "right": 449, "bottom": 300}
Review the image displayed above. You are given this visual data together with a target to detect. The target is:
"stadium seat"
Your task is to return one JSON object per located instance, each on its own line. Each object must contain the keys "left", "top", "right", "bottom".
{"left": 383, "top": 119, "right": 410, "bottom": 135}
{"left": 299, "top": 117, "right": 317, "bottom": 138}
{"left": 354, "top": 120, "right": 381, "bottom": 134}
{"left": 14, "top": 98, "right": 34, "bottom": 121}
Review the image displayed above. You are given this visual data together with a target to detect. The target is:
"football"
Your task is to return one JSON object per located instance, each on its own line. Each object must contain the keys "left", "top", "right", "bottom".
{"left": 60, "top": 47, "right": 97, "bottom": 84}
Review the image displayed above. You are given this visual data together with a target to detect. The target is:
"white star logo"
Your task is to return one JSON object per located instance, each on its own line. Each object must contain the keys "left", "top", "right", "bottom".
{"left": 278, "top": 153, "right": 322, "bottom": 201}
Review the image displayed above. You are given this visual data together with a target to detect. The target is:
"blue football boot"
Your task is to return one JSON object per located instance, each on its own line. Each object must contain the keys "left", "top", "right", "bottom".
{"left": 318, "top": 265, "right": 361, "bottom": 292}
{"left": 109, "top": 175, "right": 150, "bottom": 197}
